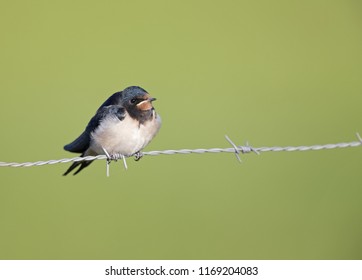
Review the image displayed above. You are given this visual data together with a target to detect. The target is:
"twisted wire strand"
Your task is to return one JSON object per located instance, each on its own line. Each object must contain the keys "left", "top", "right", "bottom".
{"left": 0, "top": 134, "right": 361, "bottom": 168}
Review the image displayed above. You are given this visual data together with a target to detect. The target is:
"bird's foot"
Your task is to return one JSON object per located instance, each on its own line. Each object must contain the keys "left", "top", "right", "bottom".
{"left": 101, "top": 147, "right": 128, "bottom": 176}
{"left": 134, "top": 151, "right": 144, "bottom": 161}
{"left": 107, "top": 153, "right": 123, "bottom": 162}
{"left": 105, "top": 154, "right": 128, "bottom": 175}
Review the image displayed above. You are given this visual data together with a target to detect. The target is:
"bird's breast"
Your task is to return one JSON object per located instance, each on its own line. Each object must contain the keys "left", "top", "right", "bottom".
{"left": 90, "top": 111, "right": 161, "bottom": 156}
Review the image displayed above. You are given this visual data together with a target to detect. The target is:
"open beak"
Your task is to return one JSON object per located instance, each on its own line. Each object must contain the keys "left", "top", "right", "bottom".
{"left": 137, "top": 96, "right": 157, "bottom": 110}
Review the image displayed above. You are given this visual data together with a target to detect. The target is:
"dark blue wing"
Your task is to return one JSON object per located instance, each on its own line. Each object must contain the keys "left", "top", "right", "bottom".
{"left": 63, "top": 130, "right": 91, "bottom": 153}
{"left": 63, "top": 105, "right": 126, "bottom": 153}
{"left": 98, "top": 91, "right": 123, "bottom": 108}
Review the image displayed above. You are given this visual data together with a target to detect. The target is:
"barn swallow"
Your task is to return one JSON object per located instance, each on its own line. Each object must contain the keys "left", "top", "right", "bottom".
{"left": 63, "top": 86, "right": 161, "bottom": 175}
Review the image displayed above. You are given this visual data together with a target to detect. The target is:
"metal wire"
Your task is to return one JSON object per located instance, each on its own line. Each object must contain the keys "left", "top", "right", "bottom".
{"left": 0, "top": 134, "right": 361, "bottom": 169}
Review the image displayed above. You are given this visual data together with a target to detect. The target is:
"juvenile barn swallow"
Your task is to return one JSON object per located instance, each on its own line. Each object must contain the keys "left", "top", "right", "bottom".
{"left": 63, "top": 86, "right": 161, "bottom": 175}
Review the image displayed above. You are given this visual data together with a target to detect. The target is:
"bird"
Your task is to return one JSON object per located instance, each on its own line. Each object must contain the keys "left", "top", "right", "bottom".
{"left": 63, "top": 86, "right": 161, "bottom": 175}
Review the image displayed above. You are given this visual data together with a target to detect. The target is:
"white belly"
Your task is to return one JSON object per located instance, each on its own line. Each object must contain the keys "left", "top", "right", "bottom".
{"left": 89, "top": 112, "right": 161, "bottom": 156}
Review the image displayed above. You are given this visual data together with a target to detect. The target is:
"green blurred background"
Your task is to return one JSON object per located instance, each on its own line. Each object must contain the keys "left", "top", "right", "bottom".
{"left": 0, "top": 0, "right": 361, "bottom": 259}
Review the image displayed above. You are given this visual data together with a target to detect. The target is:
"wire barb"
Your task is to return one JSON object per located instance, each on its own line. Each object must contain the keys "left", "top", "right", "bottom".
{"left": 356, "top": 133, "right": 362, "bottom": 144}
{"left": 225, "top": 135, "right": 242, "bottom": 163}
{"left": 246, "top": 141, "right": 260, "bottom": 155}
{"left": 101, "top": 147, "right": 111, "bottom": 177}
{"left": 121, "top": 154, "right": 128, "bottom": 170}
{"left": 101, "top": 147, "right": 128, "bottom": 176}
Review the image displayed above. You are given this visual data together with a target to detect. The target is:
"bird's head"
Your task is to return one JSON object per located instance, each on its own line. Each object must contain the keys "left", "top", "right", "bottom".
{"left": 122, "top": 86, "right": 157, "bottom": 119}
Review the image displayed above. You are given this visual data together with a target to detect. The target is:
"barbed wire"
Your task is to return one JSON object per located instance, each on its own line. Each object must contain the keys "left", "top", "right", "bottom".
{"left": 1, "top": 133, "right": 361, "bottom": 169}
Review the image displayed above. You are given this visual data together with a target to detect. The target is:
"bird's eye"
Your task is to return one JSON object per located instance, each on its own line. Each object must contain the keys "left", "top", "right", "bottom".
{"left": 130, "top": 98, "right": 137, "bottom": 104}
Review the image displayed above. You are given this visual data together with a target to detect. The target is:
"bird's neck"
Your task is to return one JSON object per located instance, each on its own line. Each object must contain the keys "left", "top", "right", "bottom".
{"left": 129, "top": 109, "right": 155, "bottom": 124}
